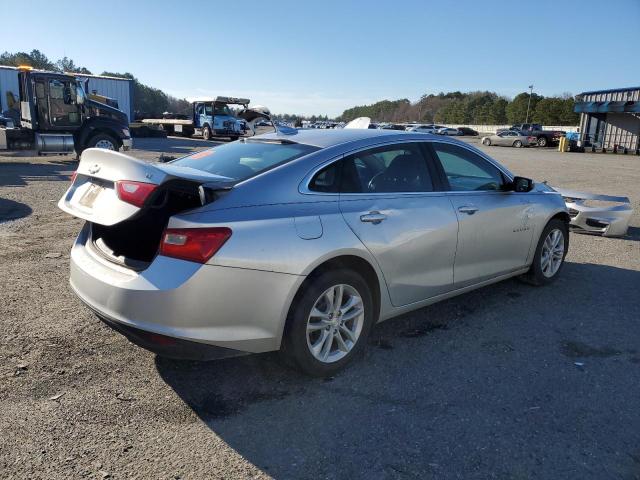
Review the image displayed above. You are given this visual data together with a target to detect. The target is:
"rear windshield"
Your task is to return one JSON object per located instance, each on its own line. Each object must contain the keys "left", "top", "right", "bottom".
{"left": 170, "top": 141, "right": 319, "bottom": 181}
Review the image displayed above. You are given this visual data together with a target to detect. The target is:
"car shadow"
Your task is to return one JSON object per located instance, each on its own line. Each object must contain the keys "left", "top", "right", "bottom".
{"left": 0, "top": 159, "right": 76, "bottom": 187}
{"left": 155, "top": 262, "right": 640, "bottom": 479}
{"left": 0, "top": 197, "right": 32, "bottom": 223}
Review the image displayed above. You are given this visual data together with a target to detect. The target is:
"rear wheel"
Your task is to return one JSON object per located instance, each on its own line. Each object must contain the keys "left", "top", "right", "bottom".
{"left": 202, "top": 125, "right": 212, "bottom": 140}
{"left": 229, "top": 135, "right": 239, "bottom": 141}
{"left": 521, "top": 219, "right": 568, "bottom": 286}
{"left": 513, "top": 140, "right": 523, "bottom": 148}
{"left": 87, "top": 133, "right": 120, "bottom": 151}
{"left": 483, "top": 138, "right": 491, "bottom": 146}
{"left": 281, "top": 269, "right": 374, "bottom": 376}
{"left": 537, "top": 136, "right": 548, "bottom": 147}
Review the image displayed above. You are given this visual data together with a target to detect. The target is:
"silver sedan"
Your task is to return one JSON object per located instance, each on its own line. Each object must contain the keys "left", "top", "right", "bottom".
{"left": 59, "top": 129, "right": 570, "bottom": 376}
{"left": 482, "top": 130, "right": 536, "bottom": 148}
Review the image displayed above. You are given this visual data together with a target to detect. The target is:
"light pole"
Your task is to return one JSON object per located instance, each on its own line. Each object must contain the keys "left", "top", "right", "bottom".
{"left": 525, "top": 84, "right": 534, "bottom": 124}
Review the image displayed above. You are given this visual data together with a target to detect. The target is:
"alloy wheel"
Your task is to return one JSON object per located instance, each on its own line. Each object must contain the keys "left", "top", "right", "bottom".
{"left": 541, "top": 228, "right": 564, "bottom": 278}
{"left": 306, "top": 284, "right": 365, "bottom": 363}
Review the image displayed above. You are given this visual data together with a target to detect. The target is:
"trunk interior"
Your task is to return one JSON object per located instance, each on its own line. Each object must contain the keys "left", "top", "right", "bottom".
{"left": 90, "top": 181, "right": 204, "bottom": 269}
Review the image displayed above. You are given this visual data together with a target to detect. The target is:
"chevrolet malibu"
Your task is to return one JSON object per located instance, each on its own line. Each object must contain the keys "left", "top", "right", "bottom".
{"left": 59, "top": 129, "right": 570, "bottom": 376}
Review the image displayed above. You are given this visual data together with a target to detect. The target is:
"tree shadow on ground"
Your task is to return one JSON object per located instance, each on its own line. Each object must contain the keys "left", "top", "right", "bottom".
{"left": 0, "top": 197, "right": 32, "bottom": 223}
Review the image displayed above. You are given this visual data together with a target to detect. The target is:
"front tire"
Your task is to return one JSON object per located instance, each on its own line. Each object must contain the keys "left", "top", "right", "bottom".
{"left": 483, "top": 138, "right": 491, "bottom": 146}
{"left": 86, "top": 133, "right": 120, "bottom": 151}
{"left": 521, "top": 219, "right": 569, "bottom": 286}
{"left": 202, "top": 125, "right": 212, "bottom": 140}
{"left": 281, "top": 269, "right": 374, "bottom": 376}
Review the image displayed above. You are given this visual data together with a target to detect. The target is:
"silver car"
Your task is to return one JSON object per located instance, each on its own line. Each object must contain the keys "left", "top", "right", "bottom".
{"left": 59, "top": 129, "right": 570, "bottom": 376}
{"left": 481, "top": 130, "right": 535, "bottom": 148}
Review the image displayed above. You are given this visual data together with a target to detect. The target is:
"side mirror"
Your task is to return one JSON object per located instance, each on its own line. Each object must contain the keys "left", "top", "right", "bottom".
{"left": 511, "top": 176, "right": 534, "bottom": 192}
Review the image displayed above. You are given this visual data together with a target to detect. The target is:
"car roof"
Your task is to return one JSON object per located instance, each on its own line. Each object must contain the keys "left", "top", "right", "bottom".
{"left": 253, "top": 128, "right": 420, "bottom": 148}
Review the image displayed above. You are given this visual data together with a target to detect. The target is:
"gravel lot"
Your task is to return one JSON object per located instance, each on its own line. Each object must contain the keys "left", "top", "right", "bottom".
{"left": 1, "top": 136, "right": 639, "bottom": 480}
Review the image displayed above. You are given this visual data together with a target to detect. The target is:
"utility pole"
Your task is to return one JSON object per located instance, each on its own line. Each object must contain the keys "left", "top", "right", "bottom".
{"left": 525, "top": 84, "right": 534, "bottom": 124}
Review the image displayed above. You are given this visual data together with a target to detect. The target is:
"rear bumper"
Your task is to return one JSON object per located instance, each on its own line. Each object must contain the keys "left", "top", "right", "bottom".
{"left": 69, "top": 224, "right": 302, "bottom": 354}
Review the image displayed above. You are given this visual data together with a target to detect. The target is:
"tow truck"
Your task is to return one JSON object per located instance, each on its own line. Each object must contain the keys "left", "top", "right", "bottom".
{"left": 141, "top": 97, "right": 250, "bottom": 141}
{"left": 0, "top": 66, "right": 131, "bottom": 155}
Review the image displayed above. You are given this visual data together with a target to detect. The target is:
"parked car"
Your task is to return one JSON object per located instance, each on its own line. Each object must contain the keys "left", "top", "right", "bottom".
{"left": 406, "top": 125, "right": 438, "bottom": 134}
{"left": 436, "top": 127, "right": 463, "bottom": 136}
{"left": 498, "top": 123, "right": 565, "bottom": 147}
{"left": 481, "top": 130, "right": 537, "bottom": 148}
{"left": 457, "top": 127, "right": 478, "bottom": 136}
{"left": 59, "top": 129, "right": 570, "bottom": 376}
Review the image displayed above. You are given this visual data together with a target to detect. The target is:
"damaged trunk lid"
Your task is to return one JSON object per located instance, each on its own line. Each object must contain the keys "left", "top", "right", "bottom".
{"left": 58, "top": 148, "right": 232, "bottom": 226}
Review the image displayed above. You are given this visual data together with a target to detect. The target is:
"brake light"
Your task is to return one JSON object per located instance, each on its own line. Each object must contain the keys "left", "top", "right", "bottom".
{"left": 115, "top": 181, "right": 157, "bottom": 207}
{"left": 70, "top": 171, "right": 77, "bottom": 183}
{"left": 159, "top": 227, "right": 232, "bottom": 264}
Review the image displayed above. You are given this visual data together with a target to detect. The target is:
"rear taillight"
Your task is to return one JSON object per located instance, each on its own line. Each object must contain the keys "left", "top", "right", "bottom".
{"left": 115, "top": 181, "right": 158, "bottom": 207}
{"left": 70, "top": 171, "right": 77, "bottom": 183}
{"left": 159, "top": 227, "right": 232, "bottom": 264}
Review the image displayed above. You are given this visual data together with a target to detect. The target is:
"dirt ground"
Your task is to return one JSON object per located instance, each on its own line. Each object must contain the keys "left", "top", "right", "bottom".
{"left": 1, "top": 136, "right": 639, "bottom": 480}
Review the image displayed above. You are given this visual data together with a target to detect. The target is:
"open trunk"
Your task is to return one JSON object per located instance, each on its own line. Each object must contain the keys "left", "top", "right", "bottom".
{"left": 90, "top": 180, "right": 203, "bottom": 269}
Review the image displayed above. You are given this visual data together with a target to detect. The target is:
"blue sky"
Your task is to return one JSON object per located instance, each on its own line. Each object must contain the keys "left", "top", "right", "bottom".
{"left": 3, "top": 0, "right": 639, "bottom": 116}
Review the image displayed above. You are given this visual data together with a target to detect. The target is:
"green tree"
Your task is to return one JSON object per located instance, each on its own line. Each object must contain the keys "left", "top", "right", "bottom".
{"left": 506, "top": 92, "right": 543, "bottom": 124}
{"left": 56, "top": 56, "right": 92, "bottom": 74}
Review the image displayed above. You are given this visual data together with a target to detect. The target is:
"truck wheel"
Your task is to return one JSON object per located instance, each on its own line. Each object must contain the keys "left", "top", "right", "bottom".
{"left": 537, "top": 136, "right": 548, "bottom": 147}
{"left": 202, "top": 125, "right": 212, "bottom": 141}
{"left": 87, "top": 133, "right": 120, "bottom": 151}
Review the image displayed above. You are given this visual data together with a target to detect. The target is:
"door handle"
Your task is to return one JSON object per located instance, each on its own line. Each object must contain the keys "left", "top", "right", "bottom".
{"left": 360, "top": 211, "right": 387, "bottom": 224}
{"left": 458, "top": 205, "right": 478, "bottom": 215}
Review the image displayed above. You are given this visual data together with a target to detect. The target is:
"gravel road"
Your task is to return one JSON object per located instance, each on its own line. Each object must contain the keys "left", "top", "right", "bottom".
{"left": 1, "top": 137, "right": 639, "bottom": 479}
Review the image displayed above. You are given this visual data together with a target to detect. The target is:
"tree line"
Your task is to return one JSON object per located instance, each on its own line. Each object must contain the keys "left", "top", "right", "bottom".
{"left": 339, "top": 90, "right": 579, "bottom": 126}
{"left": 0, "top": 49, "right": 190, "bottom": 119}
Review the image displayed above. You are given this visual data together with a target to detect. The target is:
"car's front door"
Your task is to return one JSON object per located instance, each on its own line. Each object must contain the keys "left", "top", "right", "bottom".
{"left": 429, "top": 142, "right": 535, "bottom": 287}
{"left": 330, "top": 142, "right": 459, "bottom": 306}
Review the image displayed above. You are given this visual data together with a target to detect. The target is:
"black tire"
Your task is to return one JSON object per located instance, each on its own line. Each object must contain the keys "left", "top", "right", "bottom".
{"left": 537, "top": 136, "right": 548, "bottom": 147}
{"left": 280, "top": 269, "right": 375, "bottom": 377}
{"left": 521, "top": 219, "right": 569, "bottom": 286}
{"left": 483, "top": 138, "right": 491, "bottom": 146}
{"left": 86, "top": 133, "right": 120, "bottom": 151}
{"left": 229, "top": 135, "right": 239, "bottom": 141}
{"left": 202, "top": 125, "right": 212, "bottom": 140}
{"left": 513, "top": 140, "right": 522, "bottom": 148}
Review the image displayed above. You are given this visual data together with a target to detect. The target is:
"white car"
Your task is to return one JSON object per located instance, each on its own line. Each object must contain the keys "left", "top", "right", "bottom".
{"left": 407, "top": 125, "right": 438, "bottom": 134}
{"left": 437, "top": 127, "right": 463, "bottom": 136}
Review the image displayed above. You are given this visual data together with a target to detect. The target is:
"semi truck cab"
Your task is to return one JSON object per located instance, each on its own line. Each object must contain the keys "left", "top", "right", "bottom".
{"left": 1, "top": 66, "right": 131, "bottom": 155}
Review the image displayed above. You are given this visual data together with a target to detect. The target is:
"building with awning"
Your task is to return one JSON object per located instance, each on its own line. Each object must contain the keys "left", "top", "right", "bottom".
{"left": 574, "top": 87, "right": 640, "bottom": 151}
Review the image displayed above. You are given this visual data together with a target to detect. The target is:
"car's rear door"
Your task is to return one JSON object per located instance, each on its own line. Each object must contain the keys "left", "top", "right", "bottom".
{"left": 428, "top": 141, "right": 535, "bottom": 287}
{"left": 335, "top": 142, "right": 458, "bottom": 306}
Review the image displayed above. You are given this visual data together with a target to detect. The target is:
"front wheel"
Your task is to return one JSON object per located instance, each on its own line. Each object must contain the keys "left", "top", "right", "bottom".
{"left": 202, "top": 125, "right": 212, "bottom": 140}
{"left": 521, "top": 219, "right": 569, "bottom": 286}
{"left": 86, "top": 133, "right": 120, "bottom": 151}
{"left": 483, "top": 138, "right": 491, "bottom": 146}
{"left": 281, "top": 269, "right": 374, "bottom": 376}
